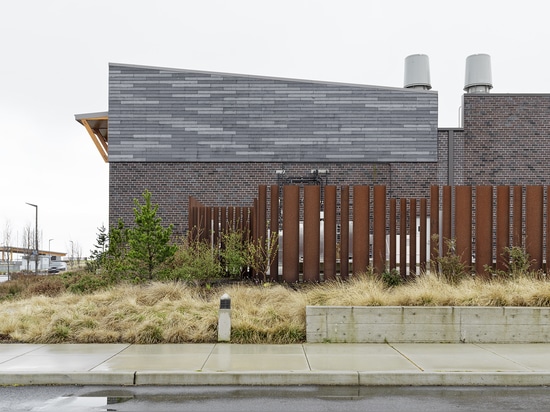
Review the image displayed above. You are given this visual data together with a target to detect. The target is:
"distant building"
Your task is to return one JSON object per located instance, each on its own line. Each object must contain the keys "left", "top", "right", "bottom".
{"left": 76, "top": 55, "right": 550, "bottom": 237}
{"left": 0, "top": 246, "right": 67, "bottom": 274}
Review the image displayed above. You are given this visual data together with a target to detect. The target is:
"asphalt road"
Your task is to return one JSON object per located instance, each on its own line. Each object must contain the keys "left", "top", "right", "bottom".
{"left": 2, "top": 385, "right": 549, "bottom": 412}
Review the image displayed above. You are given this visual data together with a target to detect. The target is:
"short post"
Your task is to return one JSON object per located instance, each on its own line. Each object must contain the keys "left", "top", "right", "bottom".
{"left": 218, "top": 293, "right": 231, "bottom": 342}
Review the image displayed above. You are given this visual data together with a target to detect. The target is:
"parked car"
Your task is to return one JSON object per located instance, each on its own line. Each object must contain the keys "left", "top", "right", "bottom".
{"left": 47, "top": 267, "right": 60, "bottom": 274}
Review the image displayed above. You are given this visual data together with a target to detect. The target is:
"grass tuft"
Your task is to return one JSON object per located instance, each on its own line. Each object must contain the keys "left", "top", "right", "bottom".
{"left": 1, "top": 273, "right": 550, "bottom": 343}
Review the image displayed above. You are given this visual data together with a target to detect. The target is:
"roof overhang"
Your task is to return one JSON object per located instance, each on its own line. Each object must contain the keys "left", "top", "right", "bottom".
{"left": 0, "top": 246, "right": 67, "bottom": 258}
{"left": 75, "top": 111, "right": 108, "bottom": 162}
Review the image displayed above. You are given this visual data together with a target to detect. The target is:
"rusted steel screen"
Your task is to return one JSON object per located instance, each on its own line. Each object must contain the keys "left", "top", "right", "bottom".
{"left": 389, "top": 198, "right": 397, "bottom": 272}
{"left": 340, "top": 186, "right": 350, "bottom": 279}
{"left": 282, "top": 185, "right": 300, "bottom": 282}
{"left": 419, "top": 198, "right": 427, "bottom": 272}
{"left": 525, "top": 185, "right": 543, "bottom": 270}
{"left": 189, "top": 185, "right": 550, "bottom": 281}
{"left": 496, "top": 186, "right": 510, "bottom": 272}
{"left": 430, "top": 186, "right": 440, "bottom": 265}
{"left": 513, "top": 186, "right": 523, "bottom": 247}
{"left": 455, "top": 186, "right": 472, "bottom": 269}
{"left": 442, "top": 186, "right": 452, "bottom": 257}
{"left": 270, "top": 185, "right": 279, "bottom": 281}
{"left": 373, "top": 185, "right": 386, "bottom": 274}
{"left": 324, "top": 185, "right": 337, "bottom": 281}
{"left": 399, "top": 198, "right": 407, "bottom": 278}
{"left": 409, "top": 198, "right": 417, "bottom": 276}
{"left": 303, "top": 186, "right": 320, "bottom": 282}
{"left": 353, "top": 186, "right": 370, "bottom": 275}
{"left": 475, "top": 186, "right": 493, "bottom": 276}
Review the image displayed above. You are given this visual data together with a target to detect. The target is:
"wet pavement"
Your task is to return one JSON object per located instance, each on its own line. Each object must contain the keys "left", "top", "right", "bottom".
{"left": 4, "top": 385, "right": 550, "bottom": 411}
{"left": 1, "top": 342, "right": 550, "bottom": 386}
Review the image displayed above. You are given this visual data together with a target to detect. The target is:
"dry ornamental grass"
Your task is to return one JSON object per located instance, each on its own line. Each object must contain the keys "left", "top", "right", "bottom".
{"left": 1, "top": 273, "right": 550, "bottom": 344}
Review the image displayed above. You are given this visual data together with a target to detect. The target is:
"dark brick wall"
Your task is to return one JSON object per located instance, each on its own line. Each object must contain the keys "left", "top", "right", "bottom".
{"left": 459, "top": 94, "right": 550, "bottom": 185}
{"left": 109, "top": 153, "right": 447, "bottom": 234}
{"left": 108, "top": 87, "right": 550, "bottom": 234}
{"left": 106, "top": 63, "right": 443, "bottom": 232}
{"left": 109, "top": 162, "right": 277, "bottom": 235}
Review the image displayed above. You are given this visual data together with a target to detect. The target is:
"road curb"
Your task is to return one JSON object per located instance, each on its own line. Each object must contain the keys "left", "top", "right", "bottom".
{"left": 358, "top": 371, "right": 550, "bottom": 386}
{"left": 0, "top": 371, "right": 135, "bottom": 386}
{"left": 3, "top": 371, "right": 550, "bottom": 387}
{"left": 134, "top": 371, "right": 360, "bottom": 386}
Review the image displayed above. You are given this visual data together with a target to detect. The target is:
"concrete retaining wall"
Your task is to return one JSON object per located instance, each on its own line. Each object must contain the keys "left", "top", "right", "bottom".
{"left": 306, "top": 306, "right": 550, "bottom": 343}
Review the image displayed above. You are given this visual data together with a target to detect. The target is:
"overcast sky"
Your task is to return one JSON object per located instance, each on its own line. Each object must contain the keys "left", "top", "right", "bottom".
{"left": 1, "top": 0, "right": 549, "bottom": 258}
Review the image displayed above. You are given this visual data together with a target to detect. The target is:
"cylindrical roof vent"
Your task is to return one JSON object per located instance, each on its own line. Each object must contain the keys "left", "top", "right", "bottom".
{"left": 404, "top": 54, "right": 431, "bottom": 90}
{"left": 464, "top": 54, "right": 492, "bottom": 93}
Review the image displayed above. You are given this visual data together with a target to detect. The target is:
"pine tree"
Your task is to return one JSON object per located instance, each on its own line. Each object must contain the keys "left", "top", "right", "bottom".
{"left": 87, "top": 224, "right": 108, "bottom": 272}
{"left": 103, "top": 219, "right": 129, "bottom": 279}
{"left": 127, "top": 190, "right": 177, "bottom": 279}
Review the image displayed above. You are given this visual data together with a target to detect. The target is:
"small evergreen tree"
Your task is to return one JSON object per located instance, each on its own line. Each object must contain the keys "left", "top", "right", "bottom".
{"left": 107, "top": 219, "right": 128, "bottom": 260}
{"left": 103, "top": 219, "right": 130, "bottom": 280}
{"left": 127, "top": 190, "right": 177, "bottom": 279}
{"left": 87, "top": 224, "right": 108, "bottom": 272}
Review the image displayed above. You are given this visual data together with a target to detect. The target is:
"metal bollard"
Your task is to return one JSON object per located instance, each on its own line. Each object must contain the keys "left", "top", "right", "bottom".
{"left": 218, "top": 293, "right": 231, "bottom": 342}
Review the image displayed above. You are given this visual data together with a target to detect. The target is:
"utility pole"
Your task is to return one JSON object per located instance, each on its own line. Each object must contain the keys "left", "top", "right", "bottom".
{"left": 26, "top": 203, "right": 38, "bottom": 275}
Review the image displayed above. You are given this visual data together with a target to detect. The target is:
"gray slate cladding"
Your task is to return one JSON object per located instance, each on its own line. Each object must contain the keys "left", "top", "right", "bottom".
{"left": 108, "top": 63, "right": 438, "bottom": 163}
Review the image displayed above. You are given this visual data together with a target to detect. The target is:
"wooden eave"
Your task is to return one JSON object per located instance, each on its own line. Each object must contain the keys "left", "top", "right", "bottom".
{"left": 75, "top": 112, "right": 109, "bottom": 162}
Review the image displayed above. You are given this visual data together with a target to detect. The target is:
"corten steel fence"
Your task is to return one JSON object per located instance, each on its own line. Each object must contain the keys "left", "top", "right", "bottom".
{"left": 188, "top": 196, "right": 254, "bottom": 248}
{"left": 189, "top": 185, "right": 549, "bottom": 282}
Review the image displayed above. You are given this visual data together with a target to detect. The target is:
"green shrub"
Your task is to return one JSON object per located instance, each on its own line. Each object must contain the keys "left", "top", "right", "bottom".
{"left": 381, "top": 268, "right": 403, "bottom": 287}
{"left": 486, "top": 245, "right": 539, "bottom": 279}
{"left": 25, "top": 276, "right": 66, "bottom": 297}
{"left": 245, "top": 230, "right": 279, "bottom": 283}
{"left": 220, "top": 229, "right": 247, "bottom": 278}
{"left": 506, "top": 245, "right": 534, "bottom": 276}
{"left": 432, "top": 237, "right": 470, "bottom": 285}
{"left": 62, "top": 272, "right": 113, "bottom": 294}
{"left": 162, "top": 235, "right": 222, "bottom": 282}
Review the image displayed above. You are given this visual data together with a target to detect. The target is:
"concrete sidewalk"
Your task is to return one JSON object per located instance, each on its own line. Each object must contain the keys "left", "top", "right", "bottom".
{"left": 1, "top": 343, "right": 550, "bottom": 386}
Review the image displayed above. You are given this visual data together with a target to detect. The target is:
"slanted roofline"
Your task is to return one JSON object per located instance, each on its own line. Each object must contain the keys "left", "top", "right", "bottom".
{"left": 76, "top": 64, "right": 438, "bottom": 163}
{"left": 109, "top": 62, "right": 438, "bottom": 94}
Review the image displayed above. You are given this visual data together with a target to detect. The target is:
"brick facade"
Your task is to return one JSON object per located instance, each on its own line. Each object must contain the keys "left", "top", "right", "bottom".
{"left": 458, "top": 94, "right": 550, "bottom": 186}
{"left": 105, "top": 65, "right": 550, "bottom": 234}
{"left": 109, "top": 154, "right": 448, "bottom": 237}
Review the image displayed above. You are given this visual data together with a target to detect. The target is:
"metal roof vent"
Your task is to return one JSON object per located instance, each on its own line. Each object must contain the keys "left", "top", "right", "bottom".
{"left": 464, "top": 54, "right": 493, "bottom": 93}
{"left": 404, "top": 54, "right": 431, "bottom": 90}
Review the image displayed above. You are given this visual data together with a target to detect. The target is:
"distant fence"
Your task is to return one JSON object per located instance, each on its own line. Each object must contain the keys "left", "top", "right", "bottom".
{"left": 189, "top": 185, "right": 549, "bottom": 282}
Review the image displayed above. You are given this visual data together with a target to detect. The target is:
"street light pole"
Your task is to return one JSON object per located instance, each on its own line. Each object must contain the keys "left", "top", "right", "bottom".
{"left": 49, "top": 238, "right": 54, "bottom": 255}
{"left": 26, "top": 202, "right": 38, "bottom": 275}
